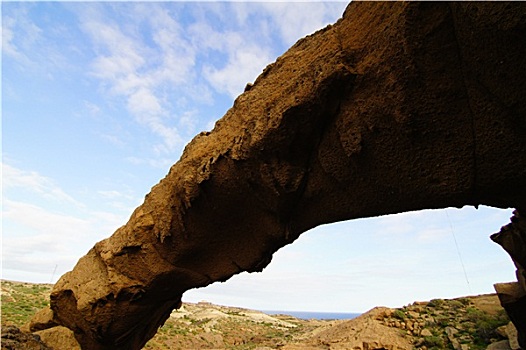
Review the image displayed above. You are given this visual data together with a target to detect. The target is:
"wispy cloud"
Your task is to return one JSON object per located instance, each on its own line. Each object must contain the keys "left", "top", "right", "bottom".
{"left": 3, "top": 199, "right": 90, "bottom": 241}
{"left": 2, "top": 4, "right": 77, "bottom": 76}
{"left": 3, "top": 163, "right": 83, "bottom": 207}
{"left": 74, "top": 2, "right": 348, "bottom": 157}
{"left": 203, "top": 42, "right": 273, "bottom": 98}
{"left": 78, "top": 4, "right": 198, "bottom": 157}
{"left": 2, "top": 198, "right": 93, "bottom": 281}
{"left": 2, "top": 9, "right": 40, "bottom": 68}
{"left": 188, "top": 3, "right": 348, "bottom": 99}
{"left": 259, "top": 2, "right": 346, "bottom": 46}
{"left": 96, "top": 190, "right": 137, "bottom": 212}
{"left": 2, "top": 163, "right": 132, "bottom": 282}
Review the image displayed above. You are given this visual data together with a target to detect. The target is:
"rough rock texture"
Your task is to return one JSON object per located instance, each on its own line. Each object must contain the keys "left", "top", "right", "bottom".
{"left": 39, "top": 2, "right": 526, "bottom": 349}
{"left": 1, "top": 326, "right": 52, "bottom": 350}
{"left": 492, "top": 209, "right": 526, "bottom": 348}
{"left": 27, "top": 309, "right": 80, "bottom": 350}
{"left": 33, "top": 327, "right": 81, "bottom": 350}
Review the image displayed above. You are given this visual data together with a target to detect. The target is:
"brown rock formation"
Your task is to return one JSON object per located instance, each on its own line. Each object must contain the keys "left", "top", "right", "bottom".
{"left": 1, "top": 326, "right": 52, "bottom": 350}
{"left": 492, "top": 210, "right": 526, "bottom": 348}
{"left": 38, "top": 2, "right": 526, "bottom": 349}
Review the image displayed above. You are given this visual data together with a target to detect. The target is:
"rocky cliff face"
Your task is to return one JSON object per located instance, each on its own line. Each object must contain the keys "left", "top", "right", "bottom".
{"left": 34, "top": 2, "right": 526, "bottom": 349}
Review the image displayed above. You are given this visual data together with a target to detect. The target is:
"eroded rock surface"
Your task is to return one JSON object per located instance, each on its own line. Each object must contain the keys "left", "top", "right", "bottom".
{"left": 40, "top": 2, "right": 526, "bottom": 349}
{"left": 492, "top": 210, "right": 526, "bottom": 348}
{"left": 1, "top": 326, "right": 52, "bottom": 350}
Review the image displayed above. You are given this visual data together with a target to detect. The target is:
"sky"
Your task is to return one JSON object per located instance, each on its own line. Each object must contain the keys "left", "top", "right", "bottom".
{"left": 1, "top": 1, "right": 518, "bottom": 314}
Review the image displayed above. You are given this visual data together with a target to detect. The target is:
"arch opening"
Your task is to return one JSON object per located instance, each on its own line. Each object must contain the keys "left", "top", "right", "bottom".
{"left": 183, "top": 205, "right": 515, "bottom": 314}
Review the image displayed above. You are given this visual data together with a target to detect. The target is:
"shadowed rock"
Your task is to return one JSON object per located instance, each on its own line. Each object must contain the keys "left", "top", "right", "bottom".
{"left": 36, "top": 2, "right": 526, "bottom": 349}
{"left": 1, "top": 326, "right": 52, "bottom": 350}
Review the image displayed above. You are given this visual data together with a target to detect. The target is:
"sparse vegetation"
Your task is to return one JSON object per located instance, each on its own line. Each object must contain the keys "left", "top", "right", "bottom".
{"left": 379, "top": 295, "right": 512, "bottom": 350}
{"left": 1, "top": 280, "right": 53, "bottom": 327}
{"left": 423, "top": 335, "right": 444, "bottom": 349}
{"left": 1, "top": 280, "right": 517, "bottom": 350}
{"left": 427, "top": 298, "right": 444, "bottom": 308}
{"left": 466, "top": 308, "right": 509, "bottom": 346}
{"left": 393, "top": 309, "right": 406, "bottom": 320}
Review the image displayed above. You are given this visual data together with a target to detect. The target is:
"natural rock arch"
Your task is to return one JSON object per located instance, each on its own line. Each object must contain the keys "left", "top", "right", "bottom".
{"left": 33, "top": 2, "right": 526, "bottom": 349}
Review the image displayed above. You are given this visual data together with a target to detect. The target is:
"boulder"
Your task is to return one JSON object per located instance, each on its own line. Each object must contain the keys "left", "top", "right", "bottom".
{"left": 420, "top": 329, "right": 433, "bottom": 337}
{"left": 1, "top": 326, "right": 52, "bottom": 350}
{"left": 35, "top": 327, "right": 81, "bottom": 350}
{"left": 506, "top": 322, "right": 520, "bottom": 350}
{"left": 486, "top": 340, "right": 512, "bottom": 350}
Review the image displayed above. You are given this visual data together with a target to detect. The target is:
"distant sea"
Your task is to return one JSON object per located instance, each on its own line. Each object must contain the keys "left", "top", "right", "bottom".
{"left": 262, "top": 310, "right": 361, "bottom": 320}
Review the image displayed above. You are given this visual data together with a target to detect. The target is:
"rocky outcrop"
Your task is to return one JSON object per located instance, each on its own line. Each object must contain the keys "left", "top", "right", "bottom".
{"left": 282, "top": 295, "right": 514, "bottom": 350}
{"left": 376, "top": 296, "right": 514, "bottom": 350}
{"left": 492, "top": 210, "right": 526, "bottom": 348}
{"left": 1, "top": 326, "right": 52, "bottom": 350}
{"left": 290, "top": 307, "right": 414, "bottom": 350}
{"left": 38, "top": 2, "right": 526, "bottom": 349}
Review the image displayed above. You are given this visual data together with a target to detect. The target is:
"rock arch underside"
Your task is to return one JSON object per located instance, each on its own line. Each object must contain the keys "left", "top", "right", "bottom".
{"left": 30, "top": 2, "right": 526, "bottom": 349}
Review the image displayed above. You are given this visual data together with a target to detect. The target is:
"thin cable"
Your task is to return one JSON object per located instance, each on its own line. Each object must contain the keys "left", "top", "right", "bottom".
{"left": 50, "top": 264, "right": 58, "bottom": 284}
{"left": 445, "top": 209, "right": 472, "bottom": 294}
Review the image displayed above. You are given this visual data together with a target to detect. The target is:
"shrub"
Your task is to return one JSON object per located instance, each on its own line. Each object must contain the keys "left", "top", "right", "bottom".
{"left": 428, "top": 299, "right": 444, "bottom": 308}
{"left": 448, "top": 300, "right": 464, "bottom": 309}
{"left": 473, "top": 310, "right": 509, "bottom": 345}
{"left": 466, "top": 307, "right": 485, "bottom": 322}
{"left": 424, "top": 335, "right": 445, "bottom": 349}
{"left": 393, "top": 309, "right": 406, "bottom": 320}
{"left": 462, "top": 307, "right": 509, "bottom": 345}
{"left": 435, "top": 316, "right": 450, "bottom": 327}
{"left": 458, "top": 298, "right": 471, "bottom": 306}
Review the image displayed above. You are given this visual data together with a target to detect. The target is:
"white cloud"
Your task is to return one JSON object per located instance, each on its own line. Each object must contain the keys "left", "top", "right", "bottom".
{"left": 2, "top": 161, "right": 128, "bottom": 236}
{"left": 259, "top": 2, "right": 346, "bottom": 46}
{"left": 2, "top": 199, "right": 95, "bottom": 281}
{"left": 88, "top": 33, "right": 145, "bottom": 94}
{"left": 203, "top": 47, "right": 272, "bottom": 98}
{"left": 2, "top": 8, "right": 43, "bottom": 66}
{"left": 127, "top": 87, "right": 164, "bottom": 116}
{"left": 1, "top": 161, "right": 135, "bottom": 278}
{"left": 78, "top": 4, "right": 202, "bottom": 157}
{"left": 2, "top": 17, "right": 25, "bottom": 61}
{"left": 2, "top": 163, "right": 83, "bottom": 207}
{"left": 188, "top": 2, "right": 347, "bottom": 98}
{"left": 97, "top": 190, "right": 126, "bottom": 199}
{"left": 147, "top": 7, "right": 196, "bottom": 86}
{"left": 2, "top": 5, "right": 77, "bottom": 75}
{"left": 65, "top": 2, "right": 346, "bottom": 160}
{"left": 3, "top": 199, "right": 89, "bottom": 237}
{"left": 186, "top": 14, "right": 272, "bottom": 98}
{"left": 125, "top": 156, "right": 176, "bottom": 170}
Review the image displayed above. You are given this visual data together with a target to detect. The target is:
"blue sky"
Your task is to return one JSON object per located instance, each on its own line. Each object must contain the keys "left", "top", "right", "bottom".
{"left": 2, "top": 2, "right": 517, "bottom": 313}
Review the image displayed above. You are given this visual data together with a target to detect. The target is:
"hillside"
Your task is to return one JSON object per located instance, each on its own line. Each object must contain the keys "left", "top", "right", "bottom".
{"left": 0, "top": 280, "right": 520, "bottom": 350}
